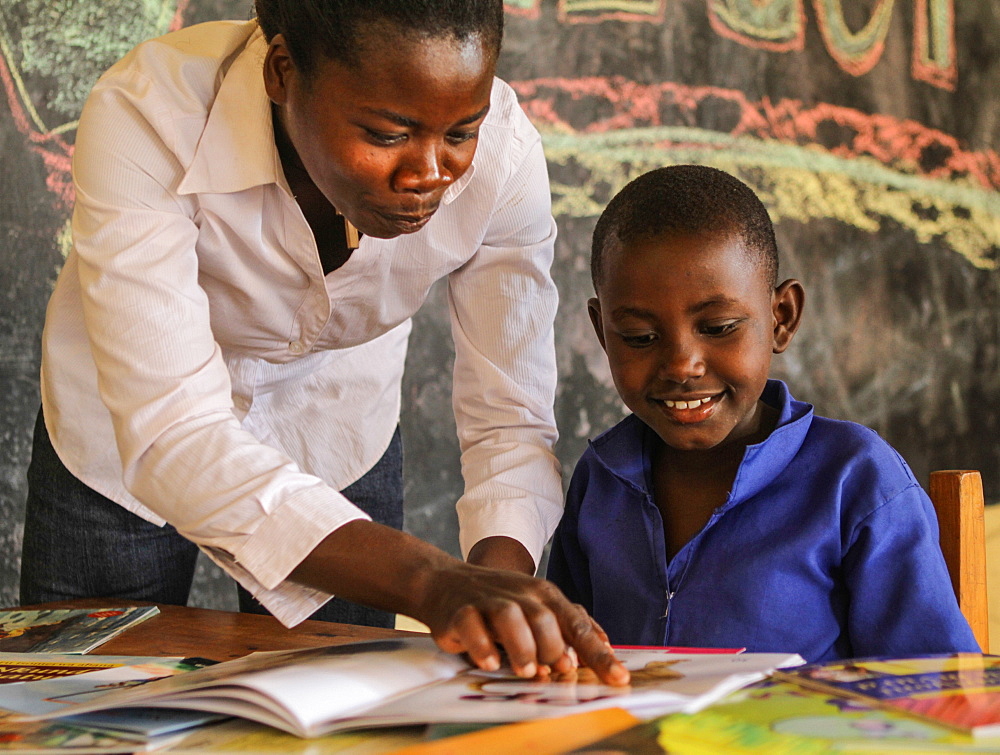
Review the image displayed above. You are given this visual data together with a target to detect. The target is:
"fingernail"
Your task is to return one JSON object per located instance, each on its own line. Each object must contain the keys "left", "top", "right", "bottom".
{"left": 519, "top": 661, "right": 537, "bottom": 678}
{"left": 481, "top": 655, "right": 500, "bottom": 672}
{"left": 565, "top": 646, "right": 579, "bottom": 667}
{"left": 613, "top": 664, "right": 631, "bottom": 685}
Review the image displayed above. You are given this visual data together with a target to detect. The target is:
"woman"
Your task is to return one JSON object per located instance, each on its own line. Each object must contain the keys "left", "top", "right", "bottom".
{"left": 20, "top": 0, "right": 627, "bottom": 684}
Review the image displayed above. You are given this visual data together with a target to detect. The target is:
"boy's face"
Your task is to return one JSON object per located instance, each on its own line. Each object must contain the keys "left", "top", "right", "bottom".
{"left": 589, "top": 229, "right": 802, "bottom": 453}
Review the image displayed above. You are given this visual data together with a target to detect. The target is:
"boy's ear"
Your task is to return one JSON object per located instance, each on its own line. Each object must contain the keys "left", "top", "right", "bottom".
{"left": 587, "top": 297, "right": 608, "bottom": 351}
{"left": 771, "top": 279, "right": 804, "bottom": 354}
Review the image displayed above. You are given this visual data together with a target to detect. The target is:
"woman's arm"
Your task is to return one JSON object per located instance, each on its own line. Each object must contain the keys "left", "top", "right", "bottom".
{"left": 447, "top": 86, "right": 565, "bottom": 573}
{"left": 291, "top": 519, "right": 628, "bottom": 683}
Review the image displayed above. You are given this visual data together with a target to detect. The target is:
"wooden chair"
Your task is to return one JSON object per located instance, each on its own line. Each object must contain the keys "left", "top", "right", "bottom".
{"left": 928, "top": 470, "right": 990, "bottom": 652}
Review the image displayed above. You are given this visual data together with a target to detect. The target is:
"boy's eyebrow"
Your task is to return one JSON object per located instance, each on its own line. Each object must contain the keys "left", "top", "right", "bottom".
{"left": 608, "top": 306, "right": 655, "bottom": 319}
{"left": 608, "top": 297, "right": 745, "bottom": 320}
{"left": 362, "top": 104, "right": 491, "bottom": 129}
{"left": 689, "top": 296, "right": 743, "bottom": 313}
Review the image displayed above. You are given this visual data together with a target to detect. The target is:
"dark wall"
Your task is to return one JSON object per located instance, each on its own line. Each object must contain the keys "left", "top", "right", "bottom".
{"left": 1, "top": 0, "right": 997, "bottom": 610}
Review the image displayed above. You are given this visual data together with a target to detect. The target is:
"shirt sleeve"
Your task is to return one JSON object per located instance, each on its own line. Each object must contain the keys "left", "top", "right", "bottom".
{"left": 448, "top": 121, "right": 563, "bottom": 569}
{"left": 68, "top": 69, "right": 365, "bottom": 626}
{"left": 843, "top": 480, "right": 981, "bottom": 656}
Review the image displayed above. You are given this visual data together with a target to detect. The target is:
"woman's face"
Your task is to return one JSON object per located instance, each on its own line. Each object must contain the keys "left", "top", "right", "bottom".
{"left": 264, "top": 28, "right": 495, "bottom": 239}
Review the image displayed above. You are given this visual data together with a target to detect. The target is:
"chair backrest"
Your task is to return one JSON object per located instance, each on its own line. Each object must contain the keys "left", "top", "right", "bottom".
{"left": 928, "top": 470, "right": 989, "bottom": 652}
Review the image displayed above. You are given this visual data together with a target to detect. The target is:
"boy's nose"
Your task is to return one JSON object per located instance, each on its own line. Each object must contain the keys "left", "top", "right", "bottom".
{"left": 657, "top": 342, "right": 706, "bottom": 383}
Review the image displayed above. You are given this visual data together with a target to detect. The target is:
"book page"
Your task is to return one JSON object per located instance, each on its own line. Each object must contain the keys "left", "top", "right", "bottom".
{"left": 345, "top": 649, "right": 805, "bottom": 731}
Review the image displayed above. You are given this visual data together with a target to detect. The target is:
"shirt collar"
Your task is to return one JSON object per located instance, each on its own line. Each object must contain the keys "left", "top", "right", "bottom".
{"left": 178, "top": 24, "right": 282, "bottom": 196}
{"left": 178, "top": 23, "right": 477, "bottom": 202}
{"left": 588, "top": 379, "right": 814, "bottom": 504}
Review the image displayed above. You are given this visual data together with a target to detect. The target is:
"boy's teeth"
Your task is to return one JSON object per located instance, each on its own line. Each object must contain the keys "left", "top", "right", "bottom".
{"left": 664, "top": 397, "right": 711, "bottom": 409}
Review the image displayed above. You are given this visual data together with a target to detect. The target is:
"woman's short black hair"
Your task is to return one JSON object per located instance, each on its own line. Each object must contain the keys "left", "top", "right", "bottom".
{"left": 255, "top": 0, "right": 504, "bottom": 76}
{"left": 591, "top": 165, "right": 779, "bottom": 292}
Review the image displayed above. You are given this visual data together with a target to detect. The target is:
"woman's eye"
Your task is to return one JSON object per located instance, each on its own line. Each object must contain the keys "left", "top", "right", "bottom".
{"left": 447, "top": 130, "right": 479, "bottom": 145}
{"left": 366, "top": 129, "right": 406, "bottom": 146}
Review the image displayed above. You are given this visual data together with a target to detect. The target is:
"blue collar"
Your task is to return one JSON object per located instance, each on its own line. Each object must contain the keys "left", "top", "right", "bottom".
{"left": 588, "top": 379, "right": 814, "bottom": 507}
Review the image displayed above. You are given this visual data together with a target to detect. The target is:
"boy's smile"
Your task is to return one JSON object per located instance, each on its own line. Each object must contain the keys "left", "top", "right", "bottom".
{"left": 589, "top": 228, "right": 802, "bottom": 454}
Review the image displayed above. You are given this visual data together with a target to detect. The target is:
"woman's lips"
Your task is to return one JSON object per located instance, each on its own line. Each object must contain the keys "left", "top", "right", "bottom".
{"left": 377, "top": 209, "right": 435, "bottom": 234}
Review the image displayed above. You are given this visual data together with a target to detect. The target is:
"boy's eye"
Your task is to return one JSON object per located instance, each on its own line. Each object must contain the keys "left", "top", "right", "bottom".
{"left": 701, "top": 320, "right": 740, "bottom": 337}
{"left": 621, "top": 333, "right": 657, "bottom": 348}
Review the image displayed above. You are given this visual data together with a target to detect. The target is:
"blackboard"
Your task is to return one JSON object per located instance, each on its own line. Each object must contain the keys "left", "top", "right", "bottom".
{"left": 1, "top": 0, "right": 997, "bottom": 611}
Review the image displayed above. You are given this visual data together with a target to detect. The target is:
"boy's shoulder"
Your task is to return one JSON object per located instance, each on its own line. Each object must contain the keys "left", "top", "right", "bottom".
{"left": 806, "top": 411, "right": 909, "bottom": 463}
{"left": 801, "top": 411, "right": 923, "bottom": 503}
{"left": 760, "top": 381, "right": 922, "bottom": 505}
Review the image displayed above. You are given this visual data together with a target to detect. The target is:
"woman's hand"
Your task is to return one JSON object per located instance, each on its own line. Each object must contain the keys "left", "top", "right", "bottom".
{"left": 415, "top": 557, "right": 630, "bottom": 685}
{"left": 290, "top": 520, "right": 630, "bottom": 686}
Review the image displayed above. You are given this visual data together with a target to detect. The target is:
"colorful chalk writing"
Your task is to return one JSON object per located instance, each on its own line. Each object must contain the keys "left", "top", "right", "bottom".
{"left": 813, "top": 0, "right": 896, "bottom": 77}
{"left": 515, "top": 0, "right": 957, "bottom": 90}
{"left": 707, "top": 0, "right": 805, "bottom": 53}
{"left": 0, "top": 0, "right": 186, "bottom": 213}
{"left": 558, "top": 0, "right": 663, "bottom": 23}
{"left": 912, "top": 0, "right": 956, "bottom": 90}
{"left": 510, "top": 75, "right": 999, "bottom": 268}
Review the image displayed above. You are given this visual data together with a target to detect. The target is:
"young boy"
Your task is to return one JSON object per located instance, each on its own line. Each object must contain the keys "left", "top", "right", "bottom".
{"left": 547, "top": 165, "right": 979, "bottom": 662}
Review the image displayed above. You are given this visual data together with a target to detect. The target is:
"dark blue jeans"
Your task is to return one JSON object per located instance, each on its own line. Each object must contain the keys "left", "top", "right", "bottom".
{"left": 20, "top": 409, "right": 404, "bottom": 628}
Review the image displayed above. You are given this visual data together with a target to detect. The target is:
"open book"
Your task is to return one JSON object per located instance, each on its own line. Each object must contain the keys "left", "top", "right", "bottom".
{"left": 18, "top": 637, "right": 803, "bottom": 738}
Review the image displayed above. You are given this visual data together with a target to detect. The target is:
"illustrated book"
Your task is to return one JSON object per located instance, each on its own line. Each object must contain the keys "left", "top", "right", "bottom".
{"left": 570, "top": 676, "right": 1000, "bottom": 753}
{"left": 17, "top": 637, "right": 804, "bottom": 738}
{"left": 0, "top": 653, "right": 223, "bottom": 739}
{"left": 772, "top": 654, "right": 1000, "bottom": 740}
{"left": 0, "top": 607, "right": 159, "bottom": 654}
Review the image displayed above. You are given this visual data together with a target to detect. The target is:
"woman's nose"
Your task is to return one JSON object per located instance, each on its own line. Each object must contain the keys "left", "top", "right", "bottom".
{"left": 393, "top": 143, "right": 454, "bottom": 194}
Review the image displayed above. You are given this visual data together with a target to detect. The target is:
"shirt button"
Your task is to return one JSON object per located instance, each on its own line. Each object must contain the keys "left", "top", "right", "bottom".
{"left": 289, "top": 340, "right": 305, "bottom": 354}
{"left": 233, "top": 396, "right": 251, "bottom": 411}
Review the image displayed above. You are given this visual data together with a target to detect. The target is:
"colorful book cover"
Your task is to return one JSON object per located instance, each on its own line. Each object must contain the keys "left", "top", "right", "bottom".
{"left": 0, "top": 659, "right": 123, "bottom": 685}
{"left": 612, "top": 645, "right": 746, "bottom": 653}
{"left": 391, "top": 707, "right": 641, "bottom": 755}
{"left": 773, "top": 654, "right": 1000, "bottom": 740}
{"left": 572, "top": 679, "right": 1000, "bottom": 753}
{"left": 162, "top": 718, "right": 428, "bottom": 754}
{"left": 0, "top": 607, "right": 159, "bottom": 654}
{"left": 0, "top": 719, "right": 155, "bottom": 753}
{"left": 0, "top": 654, "right": 221, "bottom": 738}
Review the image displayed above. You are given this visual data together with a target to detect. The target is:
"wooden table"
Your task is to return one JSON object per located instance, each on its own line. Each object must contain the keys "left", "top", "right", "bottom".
{"left": 11, "top": 599, "right": 418, "bottom": 661}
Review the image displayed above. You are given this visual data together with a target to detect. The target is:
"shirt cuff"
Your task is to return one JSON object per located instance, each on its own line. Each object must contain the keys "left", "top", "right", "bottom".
{"left": 202, "top": 485, "right": 371, "bottom": 627}
{"left": 457, "top": 496, "right": 560, "bottom": 571}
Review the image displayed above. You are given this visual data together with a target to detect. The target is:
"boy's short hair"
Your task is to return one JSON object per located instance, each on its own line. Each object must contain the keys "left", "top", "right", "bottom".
{"left": 591, "top": 165, "right": 779, "bottom": 291}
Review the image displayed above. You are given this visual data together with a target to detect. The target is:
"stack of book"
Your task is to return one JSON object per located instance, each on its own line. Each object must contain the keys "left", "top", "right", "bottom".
{"left": 0, "top": 609, "right": 805, "bottom": 753}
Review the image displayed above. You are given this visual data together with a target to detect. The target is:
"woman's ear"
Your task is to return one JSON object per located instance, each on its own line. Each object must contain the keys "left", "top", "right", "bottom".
{"left": 588, "top": 297, "right": 608, "bottom": 352}
{"left": 263, "top": 34, "right": 294, "bottom": 105}
{"left": 771, "top": 279, "right": 805, "bottom": 354}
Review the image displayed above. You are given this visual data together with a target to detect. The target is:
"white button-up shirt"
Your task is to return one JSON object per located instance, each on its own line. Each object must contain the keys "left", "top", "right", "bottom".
{"left": 40, "top": 20, "right": 562, "bottom": 625}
